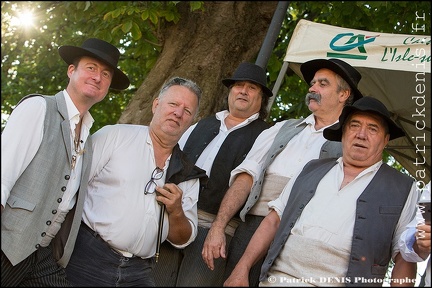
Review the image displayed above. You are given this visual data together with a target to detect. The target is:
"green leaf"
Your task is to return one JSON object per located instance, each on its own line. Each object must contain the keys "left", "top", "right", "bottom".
{"left": 149, "top": 10, "right": 159, "bottom": 24}
{"left": 141, "top": 10, "right": 149, "bottom": 21}
{"left": 111, "top": 24, "right": 122, "bottom": 35}
{"left": 190, "top": 1, "right": 203, "bottom": 11}
{"left": 112, "top": 8, "right": 123, "bottom": 18}
{"left": 122, "top": 21, "right": 133, "bottom": 33}
{"left": 131, "top": 22, "right": 142, "bottom": 40}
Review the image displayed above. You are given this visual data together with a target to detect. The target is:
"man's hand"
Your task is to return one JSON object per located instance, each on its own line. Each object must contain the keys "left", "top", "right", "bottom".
{"left": 156, "top": 183, "right": 183, "bottom": 215}
{"left": 157, "top": 183, "right": 191, "bottom": 245}
{"left": 202, "top": 225, "right": 227, "bottom": 270}
{"left": 414, "top": 224, "right": 431, "bottom": 260}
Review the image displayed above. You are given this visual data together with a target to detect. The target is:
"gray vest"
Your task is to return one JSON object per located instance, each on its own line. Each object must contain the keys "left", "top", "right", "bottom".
{"left": 260, "top": 158, "right": 414, "bottom": 286}
{"left": 239, "top": 119, "right": 342, "bottom": 221}
{"left": 1, "top": 92, "right": 92, "bottom": 267}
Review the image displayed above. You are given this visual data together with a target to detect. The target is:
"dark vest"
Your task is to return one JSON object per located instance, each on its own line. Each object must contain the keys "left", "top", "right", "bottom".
{"left": 260, "top": 158, "right": 414, "bottom": 286}
{"left": 166, "top": 144, "right": 208, "bottom": 186}
{"left": 182, "top": 116, "right": 269, "bottom": 214}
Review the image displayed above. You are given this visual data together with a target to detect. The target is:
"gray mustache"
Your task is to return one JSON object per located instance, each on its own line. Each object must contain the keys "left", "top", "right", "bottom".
{"left": 305, "top": 93, "right": 321, "bottom": 105}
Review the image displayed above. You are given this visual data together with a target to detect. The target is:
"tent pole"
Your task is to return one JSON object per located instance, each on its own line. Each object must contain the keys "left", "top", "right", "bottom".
{"left": 266, "top": 61, "right": 289, "bottom": 116}
{"left": 255, "top": 1, "right": 289, "bottom": 69}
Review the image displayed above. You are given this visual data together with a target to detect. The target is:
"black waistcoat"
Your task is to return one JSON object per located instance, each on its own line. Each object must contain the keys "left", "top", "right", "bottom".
{"left": 182, "top": 115, "right": 269, "bottom": 215}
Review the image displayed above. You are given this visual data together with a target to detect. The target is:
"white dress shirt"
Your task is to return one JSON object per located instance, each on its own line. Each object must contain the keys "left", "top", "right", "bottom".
{"left": 82, "top": 124, "right": 200, "bottom": 258}
{"left": 269, "top": 158, "right": 419, "bottom": 260}
{"left": 229, "top": 114, "right": 335, "bottom": 185}
{"left": 178, "top": 110, "right": 259, "bottom": 176}
{"left": 1, "top": 90, "right": 93, "bottom": 212}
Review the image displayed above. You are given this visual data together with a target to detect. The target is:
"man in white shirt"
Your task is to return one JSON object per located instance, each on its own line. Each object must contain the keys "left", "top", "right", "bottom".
{"left": 153, "top": 62, "right": 271, "bottom": 286}
{"left": 224, "top": 96, "right": 418, "bottom": 287}
{"left": 202, "top": 58, "right": 363, "bottom": 286}
{"left": 1, "top": 38, "right": 130, "bottom": 287}
{"left": 65, "top": 77, "right": 207, "bottom": 287}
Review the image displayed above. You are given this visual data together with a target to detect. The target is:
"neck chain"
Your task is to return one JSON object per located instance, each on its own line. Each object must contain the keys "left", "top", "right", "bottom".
{"left": 71, "top": 134, "right": 85, "bottom": 170}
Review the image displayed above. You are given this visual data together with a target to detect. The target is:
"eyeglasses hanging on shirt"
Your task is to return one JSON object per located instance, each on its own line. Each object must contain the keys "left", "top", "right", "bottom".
{"left": 144, "top": 167, "right": 164, "bottom": 195}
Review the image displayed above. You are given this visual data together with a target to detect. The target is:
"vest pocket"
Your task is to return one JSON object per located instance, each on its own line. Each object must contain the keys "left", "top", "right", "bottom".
{"left": 7, "top": 194, "right": 36, "bottom": 211}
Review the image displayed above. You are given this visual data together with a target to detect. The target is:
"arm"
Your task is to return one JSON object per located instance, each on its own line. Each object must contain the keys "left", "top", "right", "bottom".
{"left": 390, "top": 252, "right": 416, "bottom": 287}
{"left": 224, "top": 210, "right": 281, "bottom": 287}
{"left": 413, "top": 224, "right": 431, "bottom": 260}
{"left": 1, "top": 97, "right": 45, "bottom": 209}
{"left": 202, "top": 172, "right": 253, "bottom": 269}
{"left": 398, "top": 205, "right": 430, "bottom": 263}
{"left": 202, "top": 123, "right": 282, "bottom": 269}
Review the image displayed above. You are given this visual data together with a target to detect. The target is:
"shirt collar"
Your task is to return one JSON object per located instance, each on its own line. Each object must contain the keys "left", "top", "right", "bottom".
{"left": 336, "top": 157, "right": 383, "bottom": 178}
{"left": 215, "top": 110, "right": 259, "bottom": 122}
{"left": 63, "top": 89, "right": 95, "bottom": 130}
{"left": 296, "top": 114, "right": 339, "bottom": 132}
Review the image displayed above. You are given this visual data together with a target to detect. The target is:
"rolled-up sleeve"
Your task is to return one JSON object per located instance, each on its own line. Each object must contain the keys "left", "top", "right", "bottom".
{"left": 168, "top": 177, "right": 200, "bottom": 248}
{"left": 229, "top": 122, "right": 284, "bottom": 185}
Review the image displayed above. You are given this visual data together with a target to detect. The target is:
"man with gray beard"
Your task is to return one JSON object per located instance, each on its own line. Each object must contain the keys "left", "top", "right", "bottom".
{"left": 202, "top": 59, "right": 363, "bottom": 286}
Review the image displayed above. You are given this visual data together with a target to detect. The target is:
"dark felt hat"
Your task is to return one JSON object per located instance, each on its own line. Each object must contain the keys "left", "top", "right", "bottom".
{"left": 58, "top": 38, "right": 130, "bottom": 90}
{"left": 324, "top": 96, "right": 405, "bottom": 141}
{"left": 222, "top": 62, "right": 273, "bottom": 97}
{"left": 300, "top": 58, "right": 363, "bottom": 101}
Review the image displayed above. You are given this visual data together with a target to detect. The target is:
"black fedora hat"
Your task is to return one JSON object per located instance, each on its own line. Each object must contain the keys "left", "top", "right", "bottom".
{"left": 300, "top": 58, "right": 363, "bottom": 101}
{"left": 324, "top": 96, "right": 405, "bottom": 141}
{"left": 58, "top": 38, "right": 130, "bottom": 90}
{"left": 222, "top": 62, "right": 273, "bottom": 97}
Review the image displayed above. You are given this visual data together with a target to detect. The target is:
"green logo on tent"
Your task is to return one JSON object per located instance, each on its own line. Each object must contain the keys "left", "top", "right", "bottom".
{"left": 327, "top": 33, "right": 378, "bottom": 60}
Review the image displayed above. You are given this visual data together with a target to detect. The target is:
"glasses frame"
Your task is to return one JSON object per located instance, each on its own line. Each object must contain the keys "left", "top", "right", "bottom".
{"left": 144, "top": 167, "right": 164, "bottom": 195}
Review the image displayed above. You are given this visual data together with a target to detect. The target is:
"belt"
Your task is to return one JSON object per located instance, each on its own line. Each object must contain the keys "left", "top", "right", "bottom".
{"left": 80, "top": 222, "right": 136, "bottom": 258}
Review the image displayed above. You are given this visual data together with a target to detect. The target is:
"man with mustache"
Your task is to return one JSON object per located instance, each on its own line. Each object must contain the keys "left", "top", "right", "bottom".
{"left": 202, "top": 59, "right": 363, "bottom": 286}
{"left": 224, "top": 96, "right": 418, "bottom": 286}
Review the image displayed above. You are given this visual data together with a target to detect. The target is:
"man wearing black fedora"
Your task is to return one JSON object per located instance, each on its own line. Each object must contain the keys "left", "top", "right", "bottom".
{"left": 203, "top": 58, "right": 364, "bottom": 286}
{"left": 1, "top": 38, "right": 129, "bottom": 286}
{"left": 153, "top": 62, "right": 271, "bottom": 286}
{"left": 224, "top": 96, "right": 418, "bottom": 286}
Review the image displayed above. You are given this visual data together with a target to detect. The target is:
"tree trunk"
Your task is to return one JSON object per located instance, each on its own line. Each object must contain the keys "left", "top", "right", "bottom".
{"left": 118, "top": 1, "right": 278, "bottom": 125}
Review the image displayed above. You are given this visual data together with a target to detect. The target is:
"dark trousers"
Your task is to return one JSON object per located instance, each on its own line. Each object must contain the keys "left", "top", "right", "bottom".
{"left": 224, "top": 214, "right": 265, "bottom": 287}
{"left": 65, "top": 222, "right": 155, "bottom": 287}
{"left": 1, "top": 245, "right": 72, "bottom": 287}
{"left": 153, "top": 226, "right": 232, "bottom": 286}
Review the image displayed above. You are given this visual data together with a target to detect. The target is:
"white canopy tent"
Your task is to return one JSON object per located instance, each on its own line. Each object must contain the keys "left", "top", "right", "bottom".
{"left": 271, "top": 19, "right": 431, "bottom": 183}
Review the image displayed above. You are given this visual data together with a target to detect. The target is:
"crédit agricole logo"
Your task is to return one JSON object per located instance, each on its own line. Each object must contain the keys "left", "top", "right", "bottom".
{"left": 327, "top": 33, "right": 378, "bottom": 60}
{"left": 326, "top": 32, "right": 430, "bottom": 64}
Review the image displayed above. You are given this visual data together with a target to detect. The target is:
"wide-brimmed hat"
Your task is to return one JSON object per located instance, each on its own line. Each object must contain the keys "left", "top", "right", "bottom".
{"left": 300, "top": 58, "right": 363, "bottom": 101}
{"left": 222, "top": 62, "right": 273, "bottom": 97}
{"left": 324, "top": 96, "right": 405, "bottom": 141}
{"left": 58, "top": 38, "right": 130, "bottom": 90}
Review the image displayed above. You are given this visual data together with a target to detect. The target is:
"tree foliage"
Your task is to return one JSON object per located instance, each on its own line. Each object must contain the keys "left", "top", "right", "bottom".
{"left": 1, "top": 1, "right": 206, "bottom": 129}
{"left": 2, "top": 1, "right": 430, "bottom": 134}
